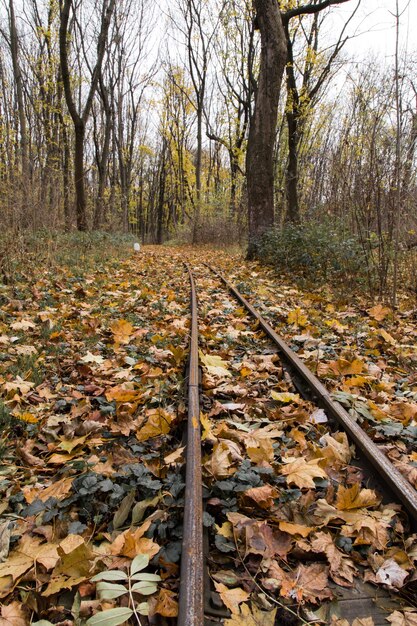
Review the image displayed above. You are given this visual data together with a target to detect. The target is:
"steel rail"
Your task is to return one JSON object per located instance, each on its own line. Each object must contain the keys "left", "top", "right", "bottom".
{"left": 207, "top": 265, "right": 417, "bottom": 525}
{"left": 177, "top": 265, "right": 204, "bottom": 626}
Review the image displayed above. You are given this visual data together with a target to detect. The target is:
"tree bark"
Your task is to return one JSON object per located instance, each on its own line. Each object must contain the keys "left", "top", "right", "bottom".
{"left": 246, "top": 0, "right": 287, "bottom": 259}
{"left": 9, "top": 0, "right": 28, "bottom": 180}
{"left": 74, "top": 121, "right": 87, "bottom": 231}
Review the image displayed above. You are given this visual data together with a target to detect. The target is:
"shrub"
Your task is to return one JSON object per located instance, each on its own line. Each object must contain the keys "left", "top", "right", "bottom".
{"left": 256, "top": 218, "right": 367, "bottom": 285}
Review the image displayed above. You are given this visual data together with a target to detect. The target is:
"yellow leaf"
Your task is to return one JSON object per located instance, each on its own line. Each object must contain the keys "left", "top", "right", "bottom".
{"left": 224, "top": 603, "right": 277, "bottom": 626}
{"left": 214, "top": 583, "right": 249, "bottom": 614}
{"left": 153, "top": 588, "right": 178, "bottom": 617}
{"left": 111, "top": 319, "right": 134, "bottom": 344}
{"left": 43, "top": 536, "right": 94, "bottom": 596}
{"left": 379, "top": 329, "right": 396, "bottom": 345}
{"left": 287, "top": 308, "right": 308, "bottom": 327}
{"left": 278, "top": 521, "right": 315, "bottom": 537}
{"left": 14, "top": 412, "right": 38, "bottom": 424}
{"left": 200, "top": 353, "right": 231, "bottom": 378}
{"left": 136, "top": 409, "right": 173, "bottom": 441}
{"left": 280, "top": 457, "right": 327, "bottom": 489}
{"left": 271, "top": 391, "right": 300, "bottom": 404}
{"left": 215, "top": 522, "right": 233, "bottom": 539}
{"left": 335, "top": 483, "right": 380, "bottom": 510}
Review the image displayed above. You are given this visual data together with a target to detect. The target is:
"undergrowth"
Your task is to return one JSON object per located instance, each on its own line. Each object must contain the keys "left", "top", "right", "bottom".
{"left": 0, "top": 230, "right": 136, "bottom": 285}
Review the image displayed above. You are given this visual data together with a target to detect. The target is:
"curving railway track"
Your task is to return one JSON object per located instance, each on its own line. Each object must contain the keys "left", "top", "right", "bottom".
{"left": 177, "top": 263, "right": 417, "bottom": 626}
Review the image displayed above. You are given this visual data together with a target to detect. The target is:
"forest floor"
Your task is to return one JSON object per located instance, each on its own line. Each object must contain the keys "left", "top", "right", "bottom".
{"left": 0, "top": 244, "right": 416, "bottom": 625}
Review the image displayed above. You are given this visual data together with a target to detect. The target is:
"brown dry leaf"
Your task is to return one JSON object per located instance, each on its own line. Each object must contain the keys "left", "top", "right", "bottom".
{"left": 43, "top": 536, "right": 94, "bottom": 596}
{"left": 214, "top": 582, "right": 249, "bottom": 614}
{"left": 224, "top": 603, "right": 277, "bottom": 626}
{"left": 208, "top": 440, "right": 242, "bottom": 478}
{"left": 375, "top": 559, "right": 408, "bottom": 589}
{"left": 0, "top": 601, "right": 28, "bottom": 626}
{"left": 311, "top": 532, "right": 357, "bottom": 586}
{"left": 111, "top": 319, "right": 134, "bottom": 344}
{"left": 352, "top": 619, "right": 375, "bottom": 626}
{"left": 22, "top": 476, "right": 74, "bottom": 503}
{"left": 387, "top": 611, "right": 417, "bottom": 626}
{"left": 280, "top": 562, "right": 333, "bottom": 603}
{"left": 368, "top": 304, "right": 391, "bottom": 321}
{"left": 152, "top": 588, "right": 178, "bottom": 618}
{"left": 246, "top": 439, "right": 274, "bottom": 465}
{"left": 280, "top": 457, "right": 327, "bottom": 488}
{"left": 278, "top": 521, "right": 315, "bottom": 537}
{"left": 330, "top": 358, "right": 365, "bottom": 376}
{"left": 243, "top": 485, "right": 279, "bottom": 510}
{"left": 335, "top": 483, "right": 379, "bottom": 510}
{"left": 321, "top": 432, "right": 351, "bottom": 464}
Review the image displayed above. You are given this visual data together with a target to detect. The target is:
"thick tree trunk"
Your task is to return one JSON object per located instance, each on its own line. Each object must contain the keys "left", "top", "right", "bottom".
{"left": 74, "top": 121, "right": 87, "bottom": 231}
{"left": 246, "top": 0, "right": 287, "bottom": 259}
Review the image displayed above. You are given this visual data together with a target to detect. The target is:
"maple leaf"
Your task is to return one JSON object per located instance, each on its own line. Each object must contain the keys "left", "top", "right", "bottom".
{"left": 387, "top": 611, "right": 417, "bottom": 626}
{"left": 278, "top": 521, "right": 315, "bottom": 537}
{"left": 214, "top": 582, "right": 249, "bottom": 614}
{"left": 136, "top": 408, "right": 173, "bottom": 441}
{"left": 200, "top": 353, "right": 231, "bottom": 378}
{"left": 375, "top": 559, "right": 408, "bottom": 589}
{"left": 110, "top": 319, "right": 134, "bottom": 344}
{"left": 287, "top": 308, "right": 308, "bottom": 327}
{"left": 224, "top": 603, "right": 277, "bottom": 626}
{"left": 270, "top": 391, "right": 301, "bottom": 404}
{"left": 43, "top": 535, "right": 94, "bottom": 596}
{"left": 243, "top": 485, "right": 279, "bottom": 510}
{"left": 368, "top": 303, "right": 391, "bottom": 321}
{"left": 81, "top": 351, "right": 105, "bottom": 364}
{"left": 208, "top": 440, "right": 242, "bottom": 478}
{"left": 0, "top": 601, "right": 28, "bottom": 626}
{"left": 279, "top": 562, "right": 333, "bottom": 604}
{"left": 152, "top": 588, "right": 178, "bottom": 617}
{"left": 280, "top": 457, "right": 327, "bottom": 488}
{"left": 335, "top": 483, "right": 379, "bottom": 510}
{"left": 10, "top": 320, "right": 35, "bottom": 331}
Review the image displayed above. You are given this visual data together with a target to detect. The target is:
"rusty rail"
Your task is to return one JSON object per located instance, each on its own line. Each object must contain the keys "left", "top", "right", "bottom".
{"left": 177, "top": 265, "right": 204, "bottom": 626}
{"left": 207, "top": 265, "right": 417, "bottom": 526}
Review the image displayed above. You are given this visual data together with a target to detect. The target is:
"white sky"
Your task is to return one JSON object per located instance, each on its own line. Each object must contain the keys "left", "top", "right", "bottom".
{"left": 329, "top": 0, "right": 416, "bottom": 61}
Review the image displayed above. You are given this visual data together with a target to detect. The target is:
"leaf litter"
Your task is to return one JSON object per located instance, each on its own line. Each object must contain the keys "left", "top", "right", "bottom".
{"left": 0, "top": 247, "right": 416, "bottom": 625}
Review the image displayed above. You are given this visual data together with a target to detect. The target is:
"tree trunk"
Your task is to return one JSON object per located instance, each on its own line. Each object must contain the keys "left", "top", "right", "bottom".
{"left": 285, "top": 108, "right": 300, "bottom": 222}
{"left": 9, "top": 0, "right": 28, "bottom": 179}
{"left": 246, "top": 0, "right": 287, "bottom": 259}
{"left": 192, "top": 103, "right": 203, "bottom": 243}
{"left": 74, "top": 121, "right": 87, "bottom": 231}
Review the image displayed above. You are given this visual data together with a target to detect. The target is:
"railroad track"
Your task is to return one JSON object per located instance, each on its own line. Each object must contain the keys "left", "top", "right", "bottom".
{"left": 177, "top": 263, "right": 417, "bottom": 626}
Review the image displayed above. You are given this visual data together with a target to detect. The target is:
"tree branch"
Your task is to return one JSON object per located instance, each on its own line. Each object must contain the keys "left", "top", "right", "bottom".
{"left": 283, "top": 0, "right": 352, "bottom": 22}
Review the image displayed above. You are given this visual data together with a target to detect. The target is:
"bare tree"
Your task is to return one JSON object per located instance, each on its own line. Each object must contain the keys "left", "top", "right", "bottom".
{"left": 59, "top": 0, "right": 115, "bottom": 231}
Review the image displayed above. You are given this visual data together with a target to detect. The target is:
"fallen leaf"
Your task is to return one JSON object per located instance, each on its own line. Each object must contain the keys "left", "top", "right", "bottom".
{"left": 335, "top": 483, "right": 379, "bottom": 510}
{"left": 280, "top": 457, "right": 327, "bottom": 488}
{"left": 214, "top": 582, "right": 249, "bottom": 614}
{"left": 387, "top": 611, "right": 417, "bottom": 626}
{"left": 0, "top": 601, "right": 28, "bottom": 626}
{"left": 224, "top": 603, "right": 277, "bottom": 626}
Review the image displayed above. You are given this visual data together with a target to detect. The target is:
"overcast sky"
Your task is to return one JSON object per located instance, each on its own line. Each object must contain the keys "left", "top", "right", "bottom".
{"left": 329, "top": 0, "right": 416, "bottom": 62}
